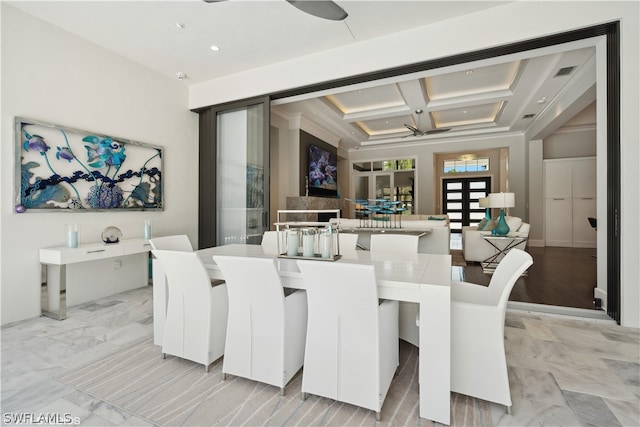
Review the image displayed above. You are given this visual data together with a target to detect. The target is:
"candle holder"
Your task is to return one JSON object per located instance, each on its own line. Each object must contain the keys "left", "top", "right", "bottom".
{"left": 67, "top": 224, "right": 78, "bottom": 248}
{"left": 143, "top": 220, "right": 152, "bottom": 240}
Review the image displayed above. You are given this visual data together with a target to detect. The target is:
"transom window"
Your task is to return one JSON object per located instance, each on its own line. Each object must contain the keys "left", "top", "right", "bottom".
{"left": 444, "top": 157, "right": 489, "bottom": 173}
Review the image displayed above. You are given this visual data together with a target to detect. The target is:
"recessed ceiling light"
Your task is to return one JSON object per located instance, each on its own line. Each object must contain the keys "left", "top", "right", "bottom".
{"left": 175, "top": 22, "right": 185, "bottom": 29}
{"left": 210, "top": 45, "right": 220, "bottom": 52}
{"left": 537, "top": 97, "right": 547, "bottom": 104}
{"left": 466, "top": 70, "right": 473, "bottom": 75}
{"left": 176, "top": 72, "right": 187, "bottom": 80}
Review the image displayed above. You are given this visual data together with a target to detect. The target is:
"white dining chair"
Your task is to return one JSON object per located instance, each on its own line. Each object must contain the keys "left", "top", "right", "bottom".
{"left": 338, "top": 232, "right": 359, "bottom": 256}
{"left": 151, "top": 250, "right": 228, "bottom": 372}
{"left": 297, "top": 260, "right": 399, "bottom": 421}
{"left": 260, "top": 230, "right": 282, "bottom": 254}
{"left": 451, "top": 248, "right": 533, "bottom": 413}
{"left": 149, "top": 234, "right": 194, "bottom": 252}
{"left": 149, "top": 235, "right": 225, "bottom": 346}
{"left": 149, "top": 235, "right": 195, "bottom": 346}
{"left": 369, "top": 233, "right": 420, "bottom": 347}
{"left": 370, "top": 233, "right": 419, "bottom": 253}
{"left": 212, "top": 255, "right": 307, "bottom": 395}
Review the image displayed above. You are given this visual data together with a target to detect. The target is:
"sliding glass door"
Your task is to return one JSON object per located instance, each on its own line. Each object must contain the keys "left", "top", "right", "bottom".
{"left": 196, "top": 96, "right": 270, "bottom": 249}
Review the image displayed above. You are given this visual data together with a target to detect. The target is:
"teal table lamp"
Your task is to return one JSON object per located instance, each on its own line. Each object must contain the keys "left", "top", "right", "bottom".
{"left": 488, "top": 192, "right": 515, "bottom": 236}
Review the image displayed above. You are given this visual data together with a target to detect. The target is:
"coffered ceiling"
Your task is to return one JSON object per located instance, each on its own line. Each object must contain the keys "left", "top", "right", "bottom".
{"left": 271, "top": 45, "right": 597, "bottom": 150}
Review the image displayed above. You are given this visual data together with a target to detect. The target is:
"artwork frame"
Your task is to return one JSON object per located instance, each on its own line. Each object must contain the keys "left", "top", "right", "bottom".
{"left": 14, "top": 117, "right": 163, "bottom": 212}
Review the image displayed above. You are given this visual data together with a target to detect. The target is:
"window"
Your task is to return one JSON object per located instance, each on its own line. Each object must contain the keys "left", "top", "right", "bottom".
{"left": 351, "top": 158, "right": 416, "bottom": 214}
{"left": 444, "top": 157, "right": 489, "bottom": 173}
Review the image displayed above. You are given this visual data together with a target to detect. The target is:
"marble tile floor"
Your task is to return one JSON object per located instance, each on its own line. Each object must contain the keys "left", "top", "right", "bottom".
{"left": 1, "top": 286, "right": 639, "bottom": 427}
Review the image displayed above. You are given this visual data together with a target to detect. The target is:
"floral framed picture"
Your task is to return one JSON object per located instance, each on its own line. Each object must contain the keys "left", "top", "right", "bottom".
{"left": 14, "top": 117, "right": 163, "bottom": 212}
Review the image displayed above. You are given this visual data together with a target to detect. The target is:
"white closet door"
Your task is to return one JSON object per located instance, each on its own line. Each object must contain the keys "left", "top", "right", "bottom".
{"left": 544, "top": 157, "right": 596, "bottom": 248}
{"left": 545, "top": 198, "right": 573, "bottom": 247}
{"left": 544, "top": 161, "right": 573, "bottom": 198}
{"left": 572, "top": 158, "right": 597, "bottom": 198}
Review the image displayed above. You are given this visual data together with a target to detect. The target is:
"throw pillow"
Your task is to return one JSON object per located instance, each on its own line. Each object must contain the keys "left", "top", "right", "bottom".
{"left": 476, "top": 218, "right": 488, "bottom": 230}
{"left": 428, "top": 216, "right": 446, "bottom": 221}
{"left": 481, "top": 218, "right": 498, "bottom": 231}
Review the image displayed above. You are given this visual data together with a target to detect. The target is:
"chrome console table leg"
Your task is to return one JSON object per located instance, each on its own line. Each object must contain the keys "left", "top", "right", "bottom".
{"left": 40, "top": 263, "right": 67, "bottom": 320}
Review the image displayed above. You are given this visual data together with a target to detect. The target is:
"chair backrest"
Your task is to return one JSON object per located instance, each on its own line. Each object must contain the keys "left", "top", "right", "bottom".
{"left": 297, "top": 260, "right": 381, "bottom": 395}
{"left": 149, "top": 235, "right": 194, "bottom": 252}
{"left": 151, "top": 250, "right": 213, "bottom": 348}
{"left": 261, "top": 231, "right": 282, "bottom": 254}
{"left": 487, "top": 249, "right": 533, "bottom": 307}
{"left": 338, "top": 233, "right": 359, "bottom": 254}
{"left": 370, "top": 233, "right": 419, "bottom": 254}
{"left": 212, "top": 256, "right": 286, "bottom": 363}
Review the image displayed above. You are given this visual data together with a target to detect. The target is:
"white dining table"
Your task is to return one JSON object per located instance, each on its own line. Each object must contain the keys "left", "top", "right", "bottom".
{"left": 153, "top": 244, "right": 451, "bottom": 425}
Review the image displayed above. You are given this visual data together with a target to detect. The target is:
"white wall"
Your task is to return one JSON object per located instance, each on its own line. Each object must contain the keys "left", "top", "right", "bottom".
{"left": 190, "top": 1, "right": 639, "bottom": 327}
{"left": 1, "top": 5, "right": 199, "bottom": 325}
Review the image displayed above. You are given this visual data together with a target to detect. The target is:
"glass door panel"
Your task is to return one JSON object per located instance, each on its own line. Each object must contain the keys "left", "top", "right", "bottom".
{"left": 353, "top": 175, "right": 369, "bottom": 218}
{"left": 443, "top": 177, "right": 491, "bottom": 232}
{"left": 375, "top": 173, "right": 391, "bottom": 200}
{"left": 217, "top": 103, "right": 268, "bottom": 246}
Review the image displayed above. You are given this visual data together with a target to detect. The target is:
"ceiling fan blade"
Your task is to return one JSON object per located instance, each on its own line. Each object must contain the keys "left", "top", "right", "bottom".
{"left": 286, "top": 0, "right": 348, "bottom": 21}
{"left": 425, "top": 128, "right": 452, "bottom": 135}
{"left": 404, "top": 124, "right": 419, "bottom": 132}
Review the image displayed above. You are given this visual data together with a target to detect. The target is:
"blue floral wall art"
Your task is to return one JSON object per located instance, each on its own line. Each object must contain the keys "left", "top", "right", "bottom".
{"left": 15, "top": 117, "right": 163, "bottom": 212}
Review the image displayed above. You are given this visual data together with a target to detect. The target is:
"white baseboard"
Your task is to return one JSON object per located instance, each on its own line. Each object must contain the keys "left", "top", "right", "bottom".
{"left": 527, "top": 239, "right": 544, "bottom": 247}
{"left": 507, "top": 301, "right": 614, "bottom": 323}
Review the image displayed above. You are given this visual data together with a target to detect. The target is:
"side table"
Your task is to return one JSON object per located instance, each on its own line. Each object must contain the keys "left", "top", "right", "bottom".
{"left": 480, "top": 234, "right": 528, "bottom": 274}
{"left": 39, "top": 238, "right": 151, "bottom": 320}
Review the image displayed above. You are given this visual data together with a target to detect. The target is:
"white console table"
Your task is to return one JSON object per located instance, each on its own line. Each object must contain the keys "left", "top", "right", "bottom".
{"left": 39, "top": 238, "right": 152, "bottom": 320}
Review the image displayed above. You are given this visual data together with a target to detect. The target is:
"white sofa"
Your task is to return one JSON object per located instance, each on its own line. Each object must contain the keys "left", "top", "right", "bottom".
{"left": 335, "top": 215, "right": 450, "bottom": 255}
{"left": 462, "top": 216, "right": 530, "bottom": 263}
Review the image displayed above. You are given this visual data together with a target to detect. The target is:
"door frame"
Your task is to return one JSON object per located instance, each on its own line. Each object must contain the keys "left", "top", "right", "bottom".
{"left": 200, "top": 23, "right": 620, "bottom": 323}
{"left": 194, "top": 96, "right": 270, "bottom": 249}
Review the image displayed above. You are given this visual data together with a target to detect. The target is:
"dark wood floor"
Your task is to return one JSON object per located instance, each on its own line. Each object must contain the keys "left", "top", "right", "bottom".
{"left": 453, "top": 238, "right": 598, "bottom": 310}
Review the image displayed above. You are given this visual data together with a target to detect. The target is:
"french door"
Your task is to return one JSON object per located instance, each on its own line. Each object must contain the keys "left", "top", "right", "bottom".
{"left": 442, "top": 177, "right": 491, "bottom": 233}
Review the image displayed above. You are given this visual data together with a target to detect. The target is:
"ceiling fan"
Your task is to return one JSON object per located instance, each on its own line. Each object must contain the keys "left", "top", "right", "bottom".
{"left": 202, "top": 0, "right": 348, "bottom": 21}
{"left": 403, "top": 109, "right": 451, "bottom": 137}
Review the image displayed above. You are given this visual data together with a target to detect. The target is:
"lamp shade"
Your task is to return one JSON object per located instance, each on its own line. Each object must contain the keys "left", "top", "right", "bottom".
{"left": 478, "top": 197, "right": 489, "bottom": 208}
{"left": 487, "top": 192, "right": 515, "bottom": 208}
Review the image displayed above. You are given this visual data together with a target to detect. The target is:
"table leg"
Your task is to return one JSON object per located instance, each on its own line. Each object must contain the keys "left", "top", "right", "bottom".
{"left": 481, "top": 238, "right": 526, "bottom": 274}
{"left": 41, "top": 263, "right": 67, "bottom": 320}
{"left": 418, "top": 285, "right": 450, "bottom": 425}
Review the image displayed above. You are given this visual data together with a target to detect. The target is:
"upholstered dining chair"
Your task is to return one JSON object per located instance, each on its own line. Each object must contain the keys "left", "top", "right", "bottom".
{"left": 149, "top": 235, "right": 225, "bottom": 346}
{"left": 338, "top": 232, "right": 359, "bottom": 256}
{"left": 451, "top": 248, "right": 533, "bottom": 413}
{"left": 151, "top": 250, "right": 228, "bottom": 372}
{"left": 297, "top": 260, "right": 399, "bottom": 421}
{"left": 149, "top": 235, "right": 195, "bottom": 346}
{"left": 260, "top": 230, "right": 282, "bottom": 254}
{"left": 369, "top": 233, "right": 420, "bottom": 347}
{"left": 149, "top": 234, "right": 194, "bottom": 252}
{"left": 212, "top": 255, "right": 307, "bottom": 396}
{"left": 369, "top": 233, "right": 419, "bottom": 253}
